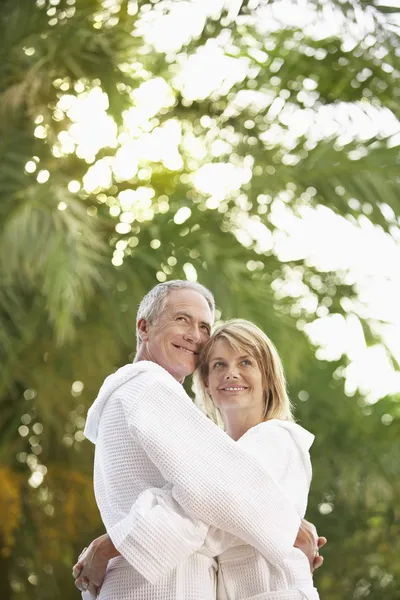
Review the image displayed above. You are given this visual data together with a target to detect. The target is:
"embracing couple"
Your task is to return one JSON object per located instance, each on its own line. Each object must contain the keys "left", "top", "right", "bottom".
{"left": 73, "top": 280, "right": 326, "bottom": 599}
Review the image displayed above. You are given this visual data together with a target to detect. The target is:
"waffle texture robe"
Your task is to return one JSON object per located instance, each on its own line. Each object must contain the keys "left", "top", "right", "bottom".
{"left": 106, "top": 421, "right": 320, "bottom": 600}
{"left": 211, "top": 421, "right": 320, "bottom": 600}
{"left": 85, "top": 361, "right": 302, "bottom": 600}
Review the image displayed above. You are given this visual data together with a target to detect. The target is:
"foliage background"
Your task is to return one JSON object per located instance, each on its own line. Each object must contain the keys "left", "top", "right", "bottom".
{"left": 0, "top": 0, "right": 399, "bottom": 598}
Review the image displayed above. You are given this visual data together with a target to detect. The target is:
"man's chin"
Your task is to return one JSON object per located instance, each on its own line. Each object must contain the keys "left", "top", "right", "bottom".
{"left": 173, "top": 348, "right": 198, "bottom": 365}
{"left": 182, "top": 364, "right": 197, "bottom": 377}
{"left": 177, "top": 362, "right": 197, "bottom": 379}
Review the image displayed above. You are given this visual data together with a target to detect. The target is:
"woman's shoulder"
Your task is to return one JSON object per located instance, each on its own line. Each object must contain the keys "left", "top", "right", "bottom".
{"left": 243, "top": 419, "right": 315, "bottom": 452}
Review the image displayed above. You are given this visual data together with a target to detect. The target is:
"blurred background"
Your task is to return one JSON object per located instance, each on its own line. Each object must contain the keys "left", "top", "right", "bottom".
{"left": 1, "top": 0, "right": 399, "bottom": 598}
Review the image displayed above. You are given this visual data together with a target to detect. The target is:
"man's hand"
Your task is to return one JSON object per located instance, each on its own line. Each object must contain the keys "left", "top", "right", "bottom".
{"left": 72, "top": 534, "right": 119, "bottom": 597}
{"left": 294, "top": 519, "right": 327, "bottom": 572}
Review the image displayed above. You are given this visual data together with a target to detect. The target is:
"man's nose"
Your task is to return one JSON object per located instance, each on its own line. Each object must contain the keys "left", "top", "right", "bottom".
{"left": 184, "top": 325, "right": 201, "bottom": 343}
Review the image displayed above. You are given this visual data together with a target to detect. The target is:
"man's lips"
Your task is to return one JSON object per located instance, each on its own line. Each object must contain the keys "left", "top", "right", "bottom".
{"left": 172, "top": 344, "right": 198, "bottom": 356}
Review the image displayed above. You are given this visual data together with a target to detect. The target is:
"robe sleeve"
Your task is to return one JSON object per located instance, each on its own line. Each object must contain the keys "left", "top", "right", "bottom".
{"left": 106, "top": 375, "right": 301, "bottom": 581}
{"left": 107, "top": 483, "right": 209, "bottom": 583}
{"left": 200, "top": 423, "right": 311, "bottom": 557}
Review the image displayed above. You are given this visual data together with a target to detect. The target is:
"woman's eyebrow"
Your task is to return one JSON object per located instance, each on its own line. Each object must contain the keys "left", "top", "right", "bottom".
{"left": 210, "top": 354, "right": 251, "bottom": 360}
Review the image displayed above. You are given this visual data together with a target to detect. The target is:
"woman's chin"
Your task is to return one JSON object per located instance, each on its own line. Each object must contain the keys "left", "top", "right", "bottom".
{"left": 215, "top": 398, "right": 248, "bottom": 411}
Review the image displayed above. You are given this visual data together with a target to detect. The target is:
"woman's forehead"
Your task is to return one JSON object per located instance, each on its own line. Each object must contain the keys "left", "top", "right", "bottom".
{"left": 208, "top": 336, "right": 254, "bottom": 358}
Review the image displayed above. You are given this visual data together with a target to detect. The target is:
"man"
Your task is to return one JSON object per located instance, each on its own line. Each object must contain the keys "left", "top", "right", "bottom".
{"left": 74, "top": 280, "right": 325, "bottom": 598}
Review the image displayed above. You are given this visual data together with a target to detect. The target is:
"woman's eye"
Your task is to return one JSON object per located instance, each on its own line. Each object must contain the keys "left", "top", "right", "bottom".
{"left": 241, "top": 359, "right": 252, "bottom": 366}
{"left": 213, "top": 362, "right": 224, "bottom": 368}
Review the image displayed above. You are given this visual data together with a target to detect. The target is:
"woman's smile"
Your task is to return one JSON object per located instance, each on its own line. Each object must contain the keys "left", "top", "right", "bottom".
{"left": 206, "top": 339, "right": 265, "bottom": 420}
{"left": 219, "top": 386, "right": 249, "bottom": 392}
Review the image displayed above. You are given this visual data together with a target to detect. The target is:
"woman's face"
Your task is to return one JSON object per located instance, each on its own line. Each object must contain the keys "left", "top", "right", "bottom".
{"left": 206, "top": 338, "right": 265, "bottom": 416}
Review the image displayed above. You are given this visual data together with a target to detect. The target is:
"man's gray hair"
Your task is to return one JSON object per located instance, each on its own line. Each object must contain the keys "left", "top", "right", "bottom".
{"left": 136, "top": 280, "right": 215, "bottom": 348}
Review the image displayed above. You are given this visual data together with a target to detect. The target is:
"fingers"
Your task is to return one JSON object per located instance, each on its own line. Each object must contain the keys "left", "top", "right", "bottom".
{"left": 88, "top": 582, "right": 98, "bottom": 598}
{"left": 75, "top": 576, "right": 100, "bottom": 597}
{"left": 72, "top": 563, "right": 82, "bottom": 579}
{"left": 75, "top": 576, "right": 89, "bottom": 592}
{"left": 313, "top": 555, "right": 324, "bottom": 570}
{"left": 311, "top": 537, "right": 326, "bottom": 572}
{"left": 78, "top": 547, "right": 88, "bottom": 560}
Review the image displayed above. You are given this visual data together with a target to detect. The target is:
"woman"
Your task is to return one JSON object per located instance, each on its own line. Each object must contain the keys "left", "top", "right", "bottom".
{"left": 74, "top": 319, "right": 322, "bottom": 599}
{"left": 193, "top": 319, "right": 319, "bottom": 599}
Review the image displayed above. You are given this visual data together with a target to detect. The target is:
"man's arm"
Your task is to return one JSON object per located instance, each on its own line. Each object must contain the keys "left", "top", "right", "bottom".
{"left": 103, "top": 484, "right": 209, "bottom": 583}
{"left": 73, "top": 527, "right": 326, "bottom": 593}
{"left": 114, "top": 374, "right": 301, "bottom": 568}
{"left": 74, "top": 415, "right": 325, "bottom": 589}
{"left": 73, "top": 485, "right": 209, "bottom": 589}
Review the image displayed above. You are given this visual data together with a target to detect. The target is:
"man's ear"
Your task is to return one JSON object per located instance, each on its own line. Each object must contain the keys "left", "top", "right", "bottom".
{"left": 137, "top": 318, "right": 150, "bottom": 343}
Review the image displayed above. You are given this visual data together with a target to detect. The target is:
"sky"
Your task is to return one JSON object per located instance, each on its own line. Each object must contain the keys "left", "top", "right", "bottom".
{"left": 31, "top": 0, "right": 400, "bottom": 404}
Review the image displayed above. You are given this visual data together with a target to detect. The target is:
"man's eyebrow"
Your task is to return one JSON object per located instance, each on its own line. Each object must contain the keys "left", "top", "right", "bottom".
{"left": 172, "top": 310, "right": 192, "bottom": 319}
{"left": 200, "top": 319, "right": 212, "bottom": 329}
{"left": 173, "top": 311, "right": 211, "bottom": 328}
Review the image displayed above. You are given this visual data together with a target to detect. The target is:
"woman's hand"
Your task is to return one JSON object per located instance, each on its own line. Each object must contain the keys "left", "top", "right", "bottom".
{"left": 294, "top": 519, "right": 327, "bottom": 572}
{"left": 72, "top": 533, "right": 119, "bottom": 597}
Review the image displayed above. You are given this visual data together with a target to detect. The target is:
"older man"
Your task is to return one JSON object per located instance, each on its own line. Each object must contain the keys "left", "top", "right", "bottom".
{"left": 74, "top": 280, "right": 324, "bottom": 598}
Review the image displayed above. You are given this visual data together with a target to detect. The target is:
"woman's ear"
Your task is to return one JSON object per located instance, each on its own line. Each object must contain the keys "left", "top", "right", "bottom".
{"left": 137, "top": 318, "right": 150, "bottom": 342}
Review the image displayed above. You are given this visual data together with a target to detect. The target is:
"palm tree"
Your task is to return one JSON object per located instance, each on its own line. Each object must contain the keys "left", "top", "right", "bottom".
{"left": 0, "top": 1, "right": 399, "bottom": 598}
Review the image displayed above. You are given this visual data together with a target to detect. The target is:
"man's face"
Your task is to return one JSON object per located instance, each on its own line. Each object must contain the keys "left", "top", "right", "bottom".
{"left": 139, "top": 288, "right": 213, "bottom": 381}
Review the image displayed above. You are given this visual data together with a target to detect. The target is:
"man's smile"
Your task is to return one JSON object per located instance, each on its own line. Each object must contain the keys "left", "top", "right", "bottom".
{"left": 172, "top": 344, "right": 198, "bottom": 355}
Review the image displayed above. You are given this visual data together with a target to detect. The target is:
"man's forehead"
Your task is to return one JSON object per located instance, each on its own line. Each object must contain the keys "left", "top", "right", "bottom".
{"left": 165, "top": 289, "right": 213, "bottom": 322}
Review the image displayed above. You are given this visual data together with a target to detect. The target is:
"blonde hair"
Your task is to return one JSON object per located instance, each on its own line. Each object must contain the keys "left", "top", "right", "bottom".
{"left": 194, "top": 319, "right": 294, "bottom": 427}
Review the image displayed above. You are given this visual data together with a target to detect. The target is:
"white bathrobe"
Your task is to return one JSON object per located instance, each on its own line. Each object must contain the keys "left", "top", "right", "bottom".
{"left": 211, "top": 421, "right": 320, "bottom": 600}
{"left": 102, "top": 419, "right": 320, "bottom": 600}
{"left": 84, "top": 361, "right": 302, "bottom": 600}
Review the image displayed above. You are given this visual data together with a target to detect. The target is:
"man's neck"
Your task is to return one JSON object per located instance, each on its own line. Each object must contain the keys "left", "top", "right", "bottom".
{"left": 133, "top": 346, "right": 185, "bottom": 384}
{"left": 134, "top": 345, "right": 150, "bottom": 363}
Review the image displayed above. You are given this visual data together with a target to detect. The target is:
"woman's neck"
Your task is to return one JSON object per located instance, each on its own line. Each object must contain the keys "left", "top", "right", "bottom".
{"left": 222, "top": 406, "right": 265, "bottom": 441}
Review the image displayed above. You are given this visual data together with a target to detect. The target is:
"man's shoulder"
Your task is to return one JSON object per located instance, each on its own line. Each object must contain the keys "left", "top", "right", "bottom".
{"left": 112, "top": 361, "right": 183, "bottom": 396}
{"left": 86, "top": 362, "right": 185, "bottom": 442}
{"left": 94, "top": 361, "right": 171, "bottom": 408}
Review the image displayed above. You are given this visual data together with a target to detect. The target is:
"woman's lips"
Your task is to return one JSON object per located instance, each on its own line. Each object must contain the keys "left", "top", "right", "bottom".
{"left": 220, "top": 386, "right": 248, "bottom": 392}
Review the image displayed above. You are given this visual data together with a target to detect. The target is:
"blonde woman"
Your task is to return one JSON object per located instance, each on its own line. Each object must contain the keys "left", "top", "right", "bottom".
{"left": 74, "top": 317, "right": 324, "bottom": 600}
{"left": 194, "top": 319, "right": 320, "bottom": 600}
